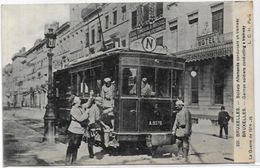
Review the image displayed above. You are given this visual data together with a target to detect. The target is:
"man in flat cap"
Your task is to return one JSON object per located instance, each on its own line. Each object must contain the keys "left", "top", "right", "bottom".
{"left": 172, "top": 100, "right": 192, "bottom": 161}
{"left": 218, "top": 105, "right": 230, "bottom": 139}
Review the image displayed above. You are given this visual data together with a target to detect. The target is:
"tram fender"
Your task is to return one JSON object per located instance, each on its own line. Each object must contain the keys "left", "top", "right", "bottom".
{"left": 146, "top": 133, "right": 172, "bottom": 147}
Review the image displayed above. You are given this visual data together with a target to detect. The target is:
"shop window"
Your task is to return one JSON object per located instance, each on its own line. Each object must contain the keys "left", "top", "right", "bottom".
{"left": 122, "top": 5, "right": 126, "bottom": 21}
{"left": 91, "top": 29, "right": 95, "bottom": 45}
{"left": 123, "top": 67, "right": 137, "bottom": 96}
{"left": 140, "top": 67, "right": 155, "bottom": 97}
{"left": 105, "top": 15, "right": 109, "bottom": 29}
{"left": 191, "top": 73, "right": 199, "bottom": 104}
{"left": 212, "top": 9, "right": 223, "bottom": 34}
{"left": 113, "top": 10, "right": 117, "bottom": 25}
{"left": 156, "top": 3, "right": 163, "bottom": 18}
{"left": 156, "top": 36, "right": 163, "bottom": 46}
{"left": 131, "top": 10, "right": 137, "bottom": 28}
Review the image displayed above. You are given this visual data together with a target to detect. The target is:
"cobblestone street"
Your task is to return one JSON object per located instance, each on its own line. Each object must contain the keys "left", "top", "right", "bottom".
{"left": 3, "top": 108, "right": 233, "bottom": 166}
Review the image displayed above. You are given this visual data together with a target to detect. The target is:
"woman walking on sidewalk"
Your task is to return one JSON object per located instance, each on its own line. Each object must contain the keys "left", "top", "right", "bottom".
{"left": 65, "top": 95, "right": 92, "bottom": 165}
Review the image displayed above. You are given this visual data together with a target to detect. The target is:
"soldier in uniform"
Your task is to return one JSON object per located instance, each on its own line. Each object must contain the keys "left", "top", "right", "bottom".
{"left": 65, "top": 96, "right": 91, "bottom": 165}
{"left": 172, "top": 100, "right": 192, "bottom": 161}
{"left": 218, "top": 105, "right": 231, "bottom": 139}
{"left": 101, "top": 77, "right": 115, "bottom": 109}
{"left": 86, "top": 96, "right": 103, "bottom": 158}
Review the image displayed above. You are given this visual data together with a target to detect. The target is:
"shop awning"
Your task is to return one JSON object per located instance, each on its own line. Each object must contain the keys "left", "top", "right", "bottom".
{"left": 176, "top": 41, "right": 233, "bottom": 62}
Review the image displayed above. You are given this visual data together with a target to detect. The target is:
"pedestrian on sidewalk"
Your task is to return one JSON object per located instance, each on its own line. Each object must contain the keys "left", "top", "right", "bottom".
{"left": 65, "top": 96, "right": 92, "bottom": 165}
{"left": 218, "top": 105, "right": 231, "bottom": 139}
{"left": 172, "top": 100, "right": 192, "bottom": 161}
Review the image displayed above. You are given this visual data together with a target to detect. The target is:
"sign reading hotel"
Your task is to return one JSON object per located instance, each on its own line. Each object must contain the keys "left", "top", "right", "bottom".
{"left": 197, "top": 32, "right": 221, "bottom": 47}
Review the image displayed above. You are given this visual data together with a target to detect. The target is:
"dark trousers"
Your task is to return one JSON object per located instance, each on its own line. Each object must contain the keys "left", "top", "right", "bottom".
{"left": 219, "top": 124, "right": 228, "bottom": 138}
{"left": 66, "top": 132, "right": 82, "bottom": 165}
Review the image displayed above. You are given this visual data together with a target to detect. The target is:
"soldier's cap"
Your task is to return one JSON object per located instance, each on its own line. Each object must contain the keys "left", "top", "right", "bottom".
{"left": 142, "top": 77, "right": 147, "bottom": 82}
{"left": 104, "top": 77, "right": 111, "bottom": 83}
{"left": 73, "top": 96, "right": 81, "bottom": 104}
{"left": 175, "top": 100, "right": 184, "bottom": 106}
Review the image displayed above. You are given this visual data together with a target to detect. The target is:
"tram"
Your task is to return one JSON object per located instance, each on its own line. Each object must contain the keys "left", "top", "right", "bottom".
{"left": 53, "top": 48, "right": 185, "bottom": 154}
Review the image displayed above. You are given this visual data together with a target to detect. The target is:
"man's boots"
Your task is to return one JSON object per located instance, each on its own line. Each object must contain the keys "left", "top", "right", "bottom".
{"left": 183, "top": 148, "right": 189, "bottom": 162}
{"left": 88, "top": 145, "right": 94, "bottom": 158}
{"left": 71, "top": 150, "right": 78, "bottom": 164}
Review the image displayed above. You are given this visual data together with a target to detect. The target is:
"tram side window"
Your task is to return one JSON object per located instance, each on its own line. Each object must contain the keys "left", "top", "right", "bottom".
{"left": 157, "top": 68, "right": 171, "bottom": 97}
{"left": 92, "top": 67, "right": 102, "bottom": 96}
{"left": 71, "top": 73, "right": 77, "bottom": 95}
{"left": 140, "top": 67, "right": 155, "bottom": 97}
{"left": 123, "top": 67, "right": 137, "bottom": 96}
{"left": 83, "top": 70, "right": 91, "bottom": 96}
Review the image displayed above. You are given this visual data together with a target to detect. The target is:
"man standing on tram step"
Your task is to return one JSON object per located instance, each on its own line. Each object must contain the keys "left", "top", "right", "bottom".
{"left": 218, "top": 105, "right": 231, "bottom": 139}
{"left": 101, "top": 77, "right": 115, "bottom": 132}
{"left": 172, "top": 100, "right": 192, "bottom": 161}
{"left": 87, "top": 96, "right": 110, "bottom": 158}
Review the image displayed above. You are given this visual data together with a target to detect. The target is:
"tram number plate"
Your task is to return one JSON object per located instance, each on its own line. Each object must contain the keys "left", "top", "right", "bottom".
{"left": 148, "top": 121, "right": 162, "bottom": 126}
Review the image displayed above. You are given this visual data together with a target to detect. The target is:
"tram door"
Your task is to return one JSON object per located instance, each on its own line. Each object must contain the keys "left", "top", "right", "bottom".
{"left": 120, "top": 66, "right": 139, "bottom": 132}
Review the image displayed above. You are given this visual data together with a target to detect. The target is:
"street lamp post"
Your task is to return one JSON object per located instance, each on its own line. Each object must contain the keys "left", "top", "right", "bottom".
{"left": 44, "top": 26, "right": 57, "bottom": 143}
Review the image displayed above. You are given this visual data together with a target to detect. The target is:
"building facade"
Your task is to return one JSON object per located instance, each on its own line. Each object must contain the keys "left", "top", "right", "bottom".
{"left": 3, "top": 2, "right": 234, "bottom": 121}
{"left": 128, "top": 2, "right": 233, "bottom": 121}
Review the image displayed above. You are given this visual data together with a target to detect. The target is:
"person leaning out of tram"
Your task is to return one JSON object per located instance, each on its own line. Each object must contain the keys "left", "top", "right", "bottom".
{"left": 65, "top": 95, "right": 93, "bottom": 165}
{"left": 172, "top": 100, "right": 192, "bottom": 161}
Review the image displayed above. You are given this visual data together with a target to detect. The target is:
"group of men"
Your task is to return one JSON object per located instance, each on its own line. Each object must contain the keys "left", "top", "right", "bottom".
{"left": 65, "top": 76, "right": 231, "bottom": 164}
{"left": 66, "top": 77, "right": 115, "bottom": 165}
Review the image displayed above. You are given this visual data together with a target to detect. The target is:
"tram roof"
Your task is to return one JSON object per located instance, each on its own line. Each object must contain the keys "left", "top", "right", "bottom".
{"left": 67, "top": 48, "right": 185, "bottom": 67}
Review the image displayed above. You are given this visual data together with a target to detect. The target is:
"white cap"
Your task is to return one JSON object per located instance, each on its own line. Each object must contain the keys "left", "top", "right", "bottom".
{"left": 73, "top": 96, "right": 81, "bottom": 104}
{"left": 104, "top": 77, "right": 111, "bottom": 83}
{"left": 175, "top": 100, "right": 184, "bottom": 106}
{"left": 142, "top": 77, "right": 147, "bottom": 82}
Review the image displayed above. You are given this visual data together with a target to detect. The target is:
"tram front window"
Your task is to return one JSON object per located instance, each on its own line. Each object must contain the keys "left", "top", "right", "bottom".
{"left": 141, "top": 67, "right": 155, "bottom": 97}
{"left": 157, "top": 68, "right": 171, "bottom": 97}
{"left": 122, "top": 67, "right": 137, "bottom": 96}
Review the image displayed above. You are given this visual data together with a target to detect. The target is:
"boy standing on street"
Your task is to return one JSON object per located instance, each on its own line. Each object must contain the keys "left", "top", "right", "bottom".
{"left": 218, "top": 106, "right": 231, "bottom": 139}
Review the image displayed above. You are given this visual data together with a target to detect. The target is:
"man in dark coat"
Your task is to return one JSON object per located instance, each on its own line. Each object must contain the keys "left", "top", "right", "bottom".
{"left": 218, "top": 106, "right": 231, "bottom": 139}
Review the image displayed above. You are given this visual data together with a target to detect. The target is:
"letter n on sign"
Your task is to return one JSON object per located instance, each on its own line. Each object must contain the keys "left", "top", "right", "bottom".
{"left": 142, "top": 36, "right": 157, "bottom": 52}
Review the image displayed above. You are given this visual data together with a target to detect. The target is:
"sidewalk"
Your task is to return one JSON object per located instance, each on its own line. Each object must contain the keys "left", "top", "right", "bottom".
{"left": 3, "top": 108, "right": 234, "bottom": 165}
